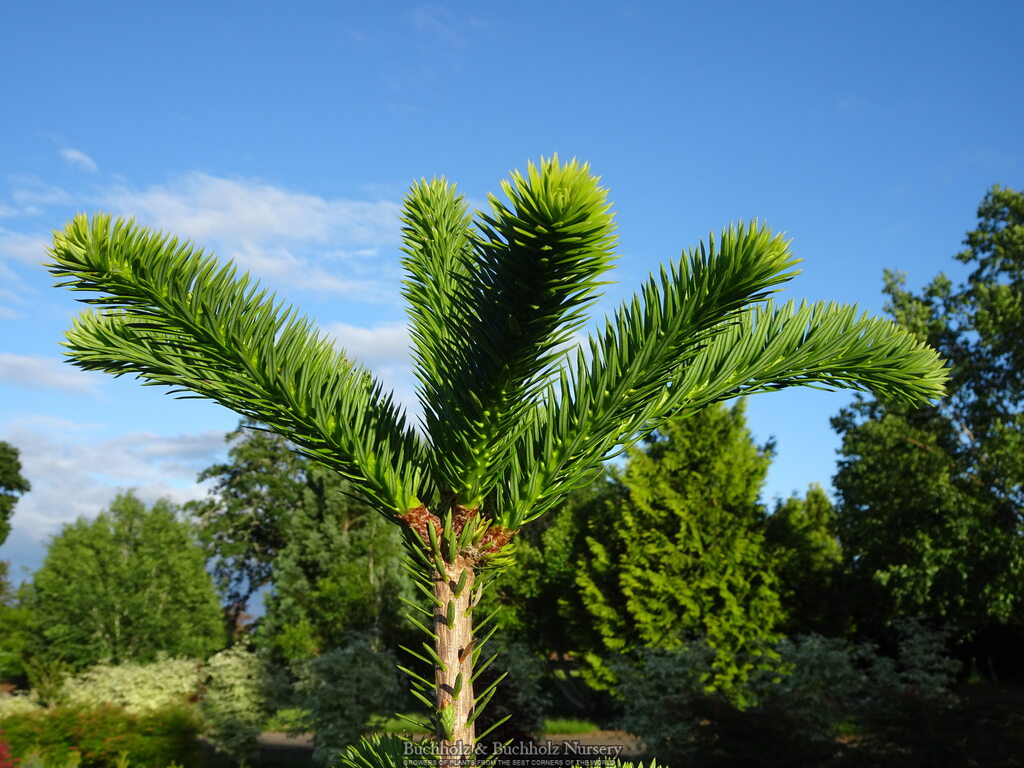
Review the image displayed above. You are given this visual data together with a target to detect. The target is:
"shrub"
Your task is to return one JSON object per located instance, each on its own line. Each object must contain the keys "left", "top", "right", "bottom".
{"left": 0, "top": 703, "right": 200, "bottom": 767}
{"left": 199, "top": 645, "right": 267, "bottom": 765}
{"left": 293, "top": 635, "right": 403, "bottom": 766}
{"left": 0, "top": 692, "right": 41, "bottom": 718}
{"left": 0, "top": 729, "right": 15, "bottom": 768}
{"left": 59, "top": 656, "right": 202, "bottom": 714}
{"left": 474, "top": 641, "right": 551, "bottom": 750}
{"left": 614, "top": 641, "right": 730, "bottom": 764}
{"left": 615, "top": 623, "right": 959, "bottom": 766}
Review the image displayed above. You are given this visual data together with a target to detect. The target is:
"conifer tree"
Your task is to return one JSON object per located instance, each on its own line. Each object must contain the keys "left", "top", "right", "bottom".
{"left": 574, "top": 401, "right": 783, "bottom": 693}
{"left": 765, "top": 484, "right": 848, "bottom": 636}
{"left": 48, "top": 156, "right": 946, "bottom": 763}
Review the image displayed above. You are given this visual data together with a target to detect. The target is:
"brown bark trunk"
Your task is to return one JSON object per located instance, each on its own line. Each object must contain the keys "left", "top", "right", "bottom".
{"left": 434, "top": 556, "right": 476, "bottom": 766}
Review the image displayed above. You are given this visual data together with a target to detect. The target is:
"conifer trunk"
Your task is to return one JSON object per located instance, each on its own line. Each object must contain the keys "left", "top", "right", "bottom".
{"left": 434, "top": 557, "right": 476, "bottom": 765}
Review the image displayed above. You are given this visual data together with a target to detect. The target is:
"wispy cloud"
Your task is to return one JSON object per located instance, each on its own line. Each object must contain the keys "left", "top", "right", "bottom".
{"left": 9, "top": 177, "right": 70, "bottom": 209}
{"left": 325, "top": 321, "right": 410, "bottom": 366}
{"left": 59, "top": 147, "right": 99, "bottom": 173}
{"left": 0, "top": 418, "right": 227, "bottom": 551}
{"left": 100, "top": 173, "right": 403, "bottom": 299}
{"left": 410, "top": 5, "right": 467, "bottom": 49}
{"left": 0, "top": 228, "right": 48, "bottom": 317}
{"left": 323, "top": 320, "right": 419, "bottom": 419}
{"left": 836, "top": 95, "right": 866, "bottom": 114}
{"left": 0, "top": 354, "right": 104, "bottom": 396}
{"left": 0, "top": 228, "right": 48, "bottom": 266}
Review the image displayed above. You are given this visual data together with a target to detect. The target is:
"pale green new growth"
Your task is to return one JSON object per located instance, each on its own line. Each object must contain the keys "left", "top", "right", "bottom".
{"left": 47, "top": 155, "right": 947, "bottom": 763}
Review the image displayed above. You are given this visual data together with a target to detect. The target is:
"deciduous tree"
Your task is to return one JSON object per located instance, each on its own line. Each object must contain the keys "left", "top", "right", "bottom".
{"left": 31, "top": 491, "right": 225, "bottom": 668}
{"left": 0, "top": 441, "right": 30, "bottom": 547}
{"left": 833, "top": 186, "right": 1024, "bottom": 662}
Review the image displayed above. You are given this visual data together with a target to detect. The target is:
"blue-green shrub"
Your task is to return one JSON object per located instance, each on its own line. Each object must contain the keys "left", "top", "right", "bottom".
{"left": 294, "top": 634, "right": 403, "bottom": 766}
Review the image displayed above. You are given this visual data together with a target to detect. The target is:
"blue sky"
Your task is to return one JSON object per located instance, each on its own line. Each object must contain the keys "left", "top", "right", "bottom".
{"left": 1, "top": 0, "right": 1021, "bottom": 578}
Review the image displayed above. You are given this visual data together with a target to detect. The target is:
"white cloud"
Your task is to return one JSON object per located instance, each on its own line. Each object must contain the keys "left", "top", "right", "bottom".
{"left": 99, "top": 173, "right": 403, "bottom": 298}
{"left": 0, "top": 354, "right": 104, "bottom": 396}
{"left": 324, "top": 321, "right": 410, "bottom": 366}
{"left": 59, "top": 147, "right": 99, "bottom": 173}
{"left": 322, "top": 321, "right": 421, "bottom": 419}
{"left": 0, "top": 228, "right": 48, "bottom": 265}
{"left": 10, "top": 177, "right": 70, "bottom": 209}
{"left": 0, "top": 419, "right": 227, "bottom": 551}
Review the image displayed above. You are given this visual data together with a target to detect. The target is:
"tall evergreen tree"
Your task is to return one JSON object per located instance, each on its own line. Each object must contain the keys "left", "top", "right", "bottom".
{"left": 764, "top": 484, "right": 848, "bottom": 636}
{"left": 257, "top": 462, "right": 413, "bottom": 661}
{"left": 574, "top": 401, "right": 784, "bottom": 693}
{"left": 31, "top": 491, "right": 226, "bottom": 667}
{"left": 48, "top": 157, "right": 945, "bottom": 757}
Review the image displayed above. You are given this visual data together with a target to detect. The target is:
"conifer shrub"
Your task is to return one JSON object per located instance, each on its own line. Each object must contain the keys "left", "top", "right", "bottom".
{"left": 293, "top": 635, "right": 404, "bottom": 765}
{"left": 198, "top": 645, "right": 268, "bottom": 765}
{"left": 615, "top": 623, "right": 959, "bottom": 767}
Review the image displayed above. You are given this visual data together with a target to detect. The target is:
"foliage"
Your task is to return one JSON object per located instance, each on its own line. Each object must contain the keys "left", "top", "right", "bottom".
{"left": 0, "top": 731, "right": 13, "bottom": 768}
{"left": 573, "top": 402, "right": 784, "bottom": 693}
{"left": 199, "top": 645, "right": 267, "bottom": 766}
{"left": 0, "top": 704, "right": 199, "bottom": 768}
{"left": 23, "top": 659, "right": 73, "bottom": 708}
{"left": 0, "top": 694, "right": 40, "bottom": 719}
{"left": 833, "top": 186, "right": 1024, "bottom": 654}
{"left": 47, "top": 158, "right": 945, "bottom": 528}
{"left": 48, "top": 156, "right": 947, "bottom": 754}
{"left": 29, "top": 492, "right": 225, "bottom": 669}
{"left": 0, "top": 563, "right": 33, "bottom": 683}
{"left": 335, "top": 734, "right": 414, "bottom": 768}
{"left": 187, "top": 420, "right": 308, "bottom": 623}
{"left": 471, "top": 641, "right": 550, "bottom": 749}
{"left": 59, "top": 657, "right": 202, "bottom": 714}
{"left": 0, "top": 442, "right": 30, "bottom": 548}
{"left": 764, "top": 484, "right": 849, "bottom": 636}
{"left": 254, "top": 466, "right": 412, "bottom": 663}
{"left": 292, "top": 635, "right": 404, "bottom": 765}
{"left": 615, "top": 621, "right": 958, "bottom": 767}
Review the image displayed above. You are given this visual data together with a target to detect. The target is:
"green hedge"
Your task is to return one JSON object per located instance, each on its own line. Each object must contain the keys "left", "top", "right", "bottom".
{"left": 0, "top": 704, "right": 200, "bottom": 767}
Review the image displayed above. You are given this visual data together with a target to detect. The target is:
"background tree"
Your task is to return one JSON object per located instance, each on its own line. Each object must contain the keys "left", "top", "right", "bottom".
{"left": 187, "top": 420, "right": 309, "bottom": 623}
{"left": 572, "top": 401, "right": 784, "bottom": 693}
{"left": 30, "top": 491, "right": 226, "bottom": 668}
{"left": 189, "top": 420, "right": 414, "bottom": 656}
{"left": 0, "top": 442, "right": 32, "bottom": 682}
{"left": 256, "top": 465, "right": 413, "bottom": 662}
{"left": 764, "top": 484, "right": 848, "bottom": 637}
{"left": 47, "top": 157, "right": 946, "bottom": 757}
{"left": 0, "top": 562, "right": 33, "bottom": 682}
{"left": 833, "top": 186, "right": 1024, "bottom": 672}
{"left": 0, "top": 441, "right": 30, "bottom": 547}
